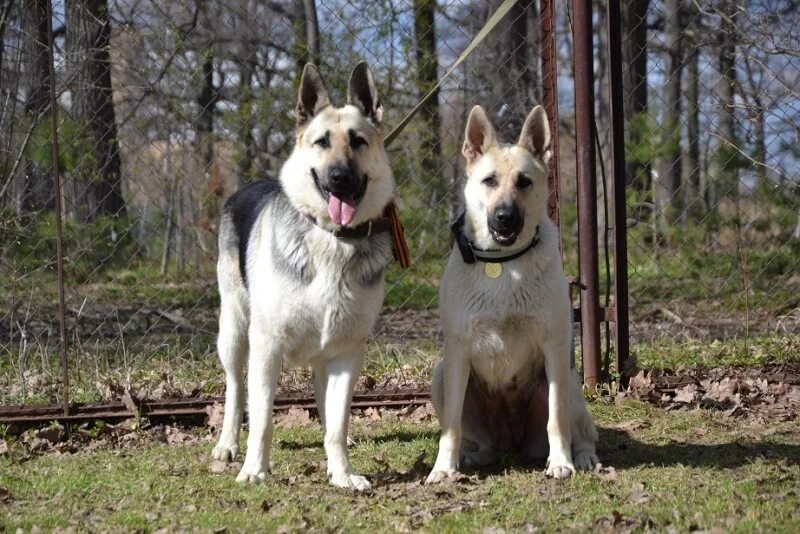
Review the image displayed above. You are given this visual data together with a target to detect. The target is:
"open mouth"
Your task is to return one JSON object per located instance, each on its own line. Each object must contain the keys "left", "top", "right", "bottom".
{"left": 490, "top": 229, "right": 519, "bottom": 246}
{"left": 311, "top": 169, "right": 367, "bottom": 227}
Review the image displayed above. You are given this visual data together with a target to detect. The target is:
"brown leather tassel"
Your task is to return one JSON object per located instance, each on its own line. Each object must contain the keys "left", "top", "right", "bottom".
{"left": 385, "top": 201, "right": 412, "bottom": 268}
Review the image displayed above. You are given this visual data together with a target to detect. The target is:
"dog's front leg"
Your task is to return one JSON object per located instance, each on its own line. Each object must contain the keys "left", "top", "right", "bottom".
{"left": 323, "top": 353, "right": 370, "bottom": 491}
{"left": 236, "top": 325, "right": 281, "bottom": 484}
{"left": 426, "top": 343, "right": 470, "bottom": 484}
{"left": 543, "top": 335, "right": 575, "bottom": 479}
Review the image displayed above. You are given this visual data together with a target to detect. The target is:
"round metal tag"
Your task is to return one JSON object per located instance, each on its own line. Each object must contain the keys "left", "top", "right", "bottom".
{"left": 484, "top": 262, "right": 502, "bottom": 279}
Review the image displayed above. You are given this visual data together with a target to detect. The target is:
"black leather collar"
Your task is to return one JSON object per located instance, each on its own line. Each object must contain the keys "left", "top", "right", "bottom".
{"left": 451, "top": 213, "right": 540, "bottom": 264}
{"left": 306, "top": 213, "right": 392, "bottom": 239}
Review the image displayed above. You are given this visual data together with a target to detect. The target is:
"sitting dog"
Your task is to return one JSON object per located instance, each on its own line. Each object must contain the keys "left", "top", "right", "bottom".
{"left": 427, "top": 105, "right": 599, "bottom": 483}
{"left": 212, "top": 62, "right": 394, "bottom": 491}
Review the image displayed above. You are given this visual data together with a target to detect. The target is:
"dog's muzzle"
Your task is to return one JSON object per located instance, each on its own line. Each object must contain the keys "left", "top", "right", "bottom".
{"left": 311, "top": 166, "right": 368, "bottom": 227}
{"left": 488, "top": 204, "right": 523, "bottom": 246}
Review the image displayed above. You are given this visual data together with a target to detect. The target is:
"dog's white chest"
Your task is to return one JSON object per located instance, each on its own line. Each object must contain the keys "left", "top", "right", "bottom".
{"left": 466, "top": 315, "right": 544, "bottom": 388}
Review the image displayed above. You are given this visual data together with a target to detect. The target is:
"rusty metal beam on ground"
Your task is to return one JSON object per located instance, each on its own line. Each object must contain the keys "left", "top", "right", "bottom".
{"left": 0, "top": 389, "right": 432, "bottom": 426}
{"left": 606, "top": 0, "right": 631, "bottom": 381}
{"left": 572, "top": 0, "right": 602, "bottom": 389}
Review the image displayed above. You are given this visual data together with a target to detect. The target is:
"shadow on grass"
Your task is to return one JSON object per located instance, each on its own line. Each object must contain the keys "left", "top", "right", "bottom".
{"left": 598, "top": 427, "right": 800, "bottom": 469}
{"left": 274, "top": 424, "right": 799, "bottom": 485}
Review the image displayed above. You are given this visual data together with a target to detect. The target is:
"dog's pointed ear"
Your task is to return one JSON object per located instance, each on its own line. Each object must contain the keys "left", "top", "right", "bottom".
{"left": 347, "top": 61, "right": 383, "bottom": 124}
{"left": 296, "top": 63, "right": 331, "bottom": 126}
{"left": 518, "top": 105, "right": 551, "bottom": 164}
{"left": 462, "top": 105, "right": 497, "bottom": 164}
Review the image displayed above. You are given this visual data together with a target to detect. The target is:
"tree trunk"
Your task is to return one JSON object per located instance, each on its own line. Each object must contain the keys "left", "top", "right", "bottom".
{"left": 236, "top": 49, "right": 256, "bottom": 186}
{"left": 489, "top": 0, "right": 539, "bottom": 140}
{"left": 413, "top": 0, "right": 443, "bottom": 207}
{"left": 195, "top": 53, "right": 220, "bottom": 253}
{"left": 654, "top": 0, "right": 683, "bottom": 235}
{"left": 621, "top": 0, "right": 650, "bottom": 192}
{"left": 66, "top": 0, "right": 125, "bottom": 220}
{"left": 683, "top": 40, "right": 701, "bottom": 225}
{"left": 711, "top": 0, "right": 739, "bottom": 213}
{"left": 303, "top": 0, "right": 320, "bottom": 67}
{"left": 17, "top": 0, "right": 54, "bottom": 213}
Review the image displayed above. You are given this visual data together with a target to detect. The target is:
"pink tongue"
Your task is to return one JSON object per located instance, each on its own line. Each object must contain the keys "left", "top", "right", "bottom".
{"left": 327, "top": 194, "right": 356, "bottom": 226}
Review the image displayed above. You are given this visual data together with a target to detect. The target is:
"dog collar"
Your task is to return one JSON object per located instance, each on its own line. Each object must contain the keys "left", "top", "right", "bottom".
{"left": 306, "top": 213, "right": 392, "bottom": 239}
{"left": 451, "top": 213, "right": 540, "bottom": 265}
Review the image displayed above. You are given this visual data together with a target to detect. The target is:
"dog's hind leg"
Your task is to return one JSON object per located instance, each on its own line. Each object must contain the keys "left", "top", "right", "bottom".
{"left": 237, "top": 324, "right": 282, "bottom": 483}
{"left": 323, "top": 351, "right": 370, "bottom": 491}
{"left": 212, "top": 255, "right": 249, "bottom": 463}
{"left": 569, "top": 373, "right": 599, "bottom": 471}
{"left": 312, "top": 364, "right": 327, "bottom": 430}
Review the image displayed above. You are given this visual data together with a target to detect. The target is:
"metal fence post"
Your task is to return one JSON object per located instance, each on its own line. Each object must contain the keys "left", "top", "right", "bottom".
{"left": 572, "top": 0, "right": 601, "bottom": 388}
{"left": 606, "top": 0, "right": 631, "bottom": 382}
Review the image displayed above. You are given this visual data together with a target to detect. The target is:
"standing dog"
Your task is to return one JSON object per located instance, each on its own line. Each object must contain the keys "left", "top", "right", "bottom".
{"left": 427, "top": 105, "right": 599, "bottom": 483}
{"left": 212, "top": 62, "right": 394, "bottom": 491}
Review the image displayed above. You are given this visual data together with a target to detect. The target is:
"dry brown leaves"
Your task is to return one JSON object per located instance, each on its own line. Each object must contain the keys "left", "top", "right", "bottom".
{"left": 274, "top": 407, "right": 312, "bottom": 428}
{"left": 620, "top": 363, "right": 800, "bottom": 419}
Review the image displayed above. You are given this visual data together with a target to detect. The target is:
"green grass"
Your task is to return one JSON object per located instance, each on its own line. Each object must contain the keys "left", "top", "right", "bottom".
{"left": 635, "top": 333, "right": 800, "bottom": 370}
{"left": 2, "top": 401, "right": 799, "bottom": 531}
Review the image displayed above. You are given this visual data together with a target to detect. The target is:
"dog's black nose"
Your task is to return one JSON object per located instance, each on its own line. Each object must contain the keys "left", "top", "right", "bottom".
{"left": 328, "top": 167, "right": 351, "bottom": 186}
{"left": 492, "top": 204, "right": 521, "bottom": 230}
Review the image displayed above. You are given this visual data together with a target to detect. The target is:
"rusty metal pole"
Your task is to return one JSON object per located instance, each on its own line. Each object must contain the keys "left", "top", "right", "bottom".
{"left": 606, "top": 0, "right": 630, "bottom": 382}
{"left": 46, "top": 0, "right": 70, "bottom": 416}
{"left": 540, "top": 0, "right": 560, "bottom": 231}
{"left": 572, "top": 0, "right": 601, "bottom": 388}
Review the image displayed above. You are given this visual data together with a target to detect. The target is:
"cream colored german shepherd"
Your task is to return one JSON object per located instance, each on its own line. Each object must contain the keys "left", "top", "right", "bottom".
{"left": 212, "top": 62, "right": 394, "bottom": 491}
{"left": 427, "top": 105, "right": 599, "bottom": 483}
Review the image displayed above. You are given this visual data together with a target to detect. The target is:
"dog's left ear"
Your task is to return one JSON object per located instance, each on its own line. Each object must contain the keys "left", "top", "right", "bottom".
{"left": 517, "top": 105, "right": 551, "bottom": 165}
{"left": 347, "top": 61, "right": 383, "bottom": 124}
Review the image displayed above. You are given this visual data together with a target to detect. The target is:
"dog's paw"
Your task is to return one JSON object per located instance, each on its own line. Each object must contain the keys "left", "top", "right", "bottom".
{"left": 236, "top": 463, "right": 269, "bottom": 484}
{"left": 212, "top": 444, "right": 239, "bottom": 463}
{"left": 425, "top": 469, "right": 460, "bottom": 485}
{"left": 545, "top": 456, "right": 576, "bottom": 479}
{"left": 329, "top": 472, "right": 371, "bottom": 491}
{"left": 573, "top": 449, "right": 600, "bottom": 471}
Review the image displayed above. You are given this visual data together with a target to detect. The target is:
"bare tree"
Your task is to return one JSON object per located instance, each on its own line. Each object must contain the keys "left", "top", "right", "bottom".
{"left": 413, "top": 0, "right": 442, "bottom": 206}
{"left": 303, "top": 0, "right": 320, "bottom": 67}
{"left": 621, "top": 0, "right": 649, "bottom": 191}
{"left": 709, "top": 0, "right": 740, "bottom": 214}
{"left": 654, "top": 0, "right": 683, "bottom": 234}
{"left": 17, "top": 0, "right": 53, "bottom": 213}
{"left": 66, "top": 0, "right": 125, "bottom": 220}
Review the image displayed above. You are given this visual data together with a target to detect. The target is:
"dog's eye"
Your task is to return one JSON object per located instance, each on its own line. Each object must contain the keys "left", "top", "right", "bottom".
{"left": 350, "top": 136, "right": 368, "bottom": 149}
{"left": 314, "top": 137, "right": 330, "bottom": 149}
{"left": 482, "top": 175, "right": 498, "bottom": 188}
{"left": 516, "top": 174, "right": 533, "bottom": 190}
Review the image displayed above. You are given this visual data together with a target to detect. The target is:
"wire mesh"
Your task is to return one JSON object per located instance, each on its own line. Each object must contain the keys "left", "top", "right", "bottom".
{"left": 618, "top": 0, "right": 800, "bottom": 367}
{"left": 1, "top": 0, "right": 797, "bottom": 409}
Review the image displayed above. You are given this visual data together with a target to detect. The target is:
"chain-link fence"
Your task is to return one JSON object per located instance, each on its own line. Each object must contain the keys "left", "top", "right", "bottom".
{"left": 1, "top": 0, "right": 798, "bottom": 411}
{"left": 620, "top": 0, "right": 800, "bottom": 369}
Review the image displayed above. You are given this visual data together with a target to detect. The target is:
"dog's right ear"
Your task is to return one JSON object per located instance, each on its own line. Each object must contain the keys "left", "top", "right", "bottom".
{"left": 462, "top": 105, "right": 496, "bottom": 165}
{"left": 296, "top": 63, "right": 331, "bottom": 127}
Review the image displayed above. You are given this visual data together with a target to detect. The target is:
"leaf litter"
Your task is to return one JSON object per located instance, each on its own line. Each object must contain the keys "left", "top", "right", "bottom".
{"left": 619, "top": 362, "right": 800, "bottom": 419}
